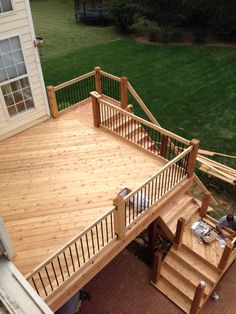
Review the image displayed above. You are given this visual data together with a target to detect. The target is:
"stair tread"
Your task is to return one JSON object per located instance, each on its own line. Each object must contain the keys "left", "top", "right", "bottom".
{"left": 164, "top": 251, "right": 214, "bottom": 294}
{"left": 161, "top": 262, "right": 196, "bottom": 300}
{"left": 162, "top": 194, "right": 193, "bottom": 224}
{"left": 172, "top": 245, "right": 220, "bottom": 282}
{"left": 168, "top": 201, "right": 199, "bottom": 233}
{"left": 153, "top": 276, "right": 192, "bottom": 313}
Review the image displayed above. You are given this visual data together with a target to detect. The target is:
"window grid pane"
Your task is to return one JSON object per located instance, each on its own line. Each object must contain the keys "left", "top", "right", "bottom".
{"left": 1, "top": 77, "right": 35, "bottom": 118}
{"left": 0, "top": 0, "right": 13, "bottom": 13}
{"left": 0, "top": 37, "right": 26, "bottom": 83}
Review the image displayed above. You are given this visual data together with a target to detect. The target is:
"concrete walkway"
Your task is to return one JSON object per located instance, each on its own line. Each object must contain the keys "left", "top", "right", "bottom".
{"left": 80, "top": 249, "right": 236, "bottom": 314}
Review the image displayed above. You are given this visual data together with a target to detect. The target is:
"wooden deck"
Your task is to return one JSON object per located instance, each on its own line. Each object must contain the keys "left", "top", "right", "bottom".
{"left": 0, "top": 101, "right": 165, "bottom": 276}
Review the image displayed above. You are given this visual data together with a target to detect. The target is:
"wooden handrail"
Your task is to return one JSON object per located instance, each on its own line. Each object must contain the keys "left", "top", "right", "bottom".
{"left": 100, "top": 70, "right": 121, "bottom": 82}
{"left": 128, "top": 82, "right": 160, "bottom": 126}
{"left": 123, "top": 146, "right": 192, "bottom": 202}
{"left": 98, "top": 97, "right": 190, "bottom": 145}
{"left": 26, "top": 207, "right": 116, "bottom": 280}
{"left": 54, "top": 71, "right": 95, "bottom": 91}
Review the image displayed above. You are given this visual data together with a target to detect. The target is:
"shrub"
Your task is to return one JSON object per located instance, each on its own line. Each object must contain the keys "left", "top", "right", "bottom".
{"left": 131, "top": 17, "right": 160, "bottom": 35}
{"left": 108, "top": 0, "right": 138, "bottom": 33}
{"left": 193, "top": 29, "right": 206, "bottom": 43}
{"left": 171, "top": 31, "right": 185, "bottom": 43}
{"left": 148, "top": 30, "right": 158, "bottom": 42}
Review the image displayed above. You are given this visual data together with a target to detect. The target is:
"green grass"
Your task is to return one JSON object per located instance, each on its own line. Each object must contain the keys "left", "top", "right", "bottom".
{"left": 31, "top": 0, "right": 236, "bottom": 170}
{"left": 30, "top": 0, "right": 120, "bottom": 60}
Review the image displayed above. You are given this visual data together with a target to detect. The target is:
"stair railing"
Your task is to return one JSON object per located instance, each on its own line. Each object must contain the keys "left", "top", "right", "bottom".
{"left": 91, "top": 93, "right": 190, "bottom": 161}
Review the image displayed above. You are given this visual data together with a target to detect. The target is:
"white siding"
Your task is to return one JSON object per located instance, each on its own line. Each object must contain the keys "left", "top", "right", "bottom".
{"left": 0, "top": 0, "right": 50, "bottom": 140}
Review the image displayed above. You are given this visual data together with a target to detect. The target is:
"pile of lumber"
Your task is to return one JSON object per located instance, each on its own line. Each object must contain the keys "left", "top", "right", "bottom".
{"left": 197, "top": 151, "right": 236, "bottom": 185}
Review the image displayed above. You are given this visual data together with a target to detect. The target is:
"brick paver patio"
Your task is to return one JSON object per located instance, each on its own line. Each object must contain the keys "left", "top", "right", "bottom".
{"left": 80, "top": 249, "right": 236, "bottom": 314}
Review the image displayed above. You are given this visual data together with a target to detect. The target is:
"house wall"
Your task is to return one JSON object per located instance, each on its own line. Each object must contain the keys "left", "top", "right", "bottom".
{"left": 0, "top": 0, "right": 50, "bottom": 141}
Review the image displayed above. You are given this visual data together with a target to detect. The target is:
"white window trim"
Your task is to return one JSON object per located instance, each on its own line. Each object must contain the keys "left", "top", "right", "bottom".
{"left": 0, "top": 0, "right": 16, "bottom": 17}
{"left": 0, "top": 34, "right": 37, "bottom": 121}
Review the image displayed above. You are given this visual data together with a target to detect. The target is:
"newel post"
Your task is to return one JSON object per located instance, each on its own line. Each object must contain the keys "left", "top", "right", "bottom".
{"left": 113, "top": 196, "right": 126, "bottom": 240}
{"left": 47, "top": 85, "right": 59, "bottom": 118}
{"left": 174, "top": 217, "right": 185, "bottom": 247}
{"left": 199, "top": 191, "right": 212, "bottom": 218}
{"left": 186, "top": 139, "right": 200, "bottom": 178}
{"left": 94, "top": 66, "right": 102, "bottom": 94}
{"left": 151, "top": 250, "right": 162, "bottom": 285}
{"left": 120, "top": 76, "right": 128, "bottom": 109}
{"left": 160, "top": 134, "right": 168, "bottom": 158}
{"left": 190, "top": 281, "right": 206, "bottom": 314}
{"left": 90, "top": 91, "right": 101, "bottom": 127}
{"left": 218, "top": 242, "right": 233, "bottom": 270}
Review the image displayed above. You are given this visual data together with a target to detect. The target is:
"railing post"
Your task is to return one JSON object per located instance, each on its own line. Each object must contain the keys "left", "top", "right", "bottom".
{"left": 218, "top": 242, "right": 233, "bottom": 270}
{"left": 160, "top": 134, "right": 168, "bottom": 158}
{"left": 47, "top": 85, "right": 59, "bottom": 118}
{"left": 94, "top": 66, "right": 102, "bottom": 94}
{"left": 120, "top": 76, "right": 128, "bottom": 109}
{"left": 190, "top": 281, "right": 206, "bottom": 314}
{"left": 90, "top": 91, "right": 101, "bottom": 128}
{"left": 113, "top": 196, "right": 126, "bottom": 240}
{"left": 186, "top": 139, "right": 200, "bottom": 178}
{"left": 199, "top": 191, "right": 212, "bottom": 218}
{"left": 174, "top": 217, "right": 185, "bottom": 247}
{"left": 151, "top": 250, "right": 162, "bottom": 285}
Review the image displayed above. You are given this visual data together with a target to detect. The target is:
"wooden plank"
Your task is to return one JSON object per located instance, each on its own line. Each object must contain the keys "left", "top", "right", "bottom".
{"left": 0, "top": 103, "right": 166, "bottom": 276}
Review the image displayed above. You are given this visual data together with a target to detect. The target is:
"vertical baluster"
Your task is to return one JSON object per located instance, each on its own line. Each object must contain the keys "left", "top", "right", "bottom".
{"left": 63, "top": 251, "right": 70, "bottom": 276}
{"left": 31, "top": 277, "right": 40, "bottom": 295}
{"left": 101, "top": 221, "right": 105, "bottom": 246}
{"left": 45, "top": 266, "right": 53, "bottom": 292}
{"left": 57, "top": 256, "right": 65, "bottom": 281}
{"left": 110, "top": 213, "right": 114, "bottom": 238}
{"left": 95, "top": 225, "right": 100, "bottom": 251}
{"left": 91, "top": 229, "right": 95, "bottom": 255}
{"left": 51, "top": 261, "right": 59, "bottom": 286}
{"left": 74, "top": 242, "right": 80, "bottom": 268}
{"left": 38, "top": 271, "right": 48, "bottom": 297}
{"left": 80, "top": 238, "right": 86, "bottom": 264}
{"left": 85, "top": 234, "right": 90, "bottom": 259}
{"left": 69, "top": 247, "right": 75, "bottom": 272}
{"left": 105, "top": 217, "right": 109, "bottom": 242}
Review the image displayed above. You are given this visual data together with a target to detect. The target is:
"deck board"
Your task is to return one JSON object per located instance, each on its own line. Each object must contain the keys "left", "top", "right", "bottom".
{"left": 0, "top": 102, "right": 165, "bottom": 276}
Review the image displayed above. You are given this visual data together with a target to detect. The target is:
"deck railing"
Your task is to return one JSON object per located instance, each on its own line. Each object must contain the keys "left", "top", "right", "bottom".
{"left": 123, "top": 147, "right": 192, "bottom": 226}
{"left": 26, "top": 208, "right": 116, "bottom": 299}
{"left": 31, "top": 68, "right": 200, "bottom": 303}
{"left": 46, "top": 66, "right": 167, "bottom": 125}
{"left": 94, "top": 96, "right": 190, "bottom": 161}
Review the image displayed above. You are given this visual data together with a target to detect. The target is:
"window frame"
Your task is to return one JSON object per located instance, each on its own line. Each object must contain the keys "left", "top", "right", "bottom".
{"left": 0, "top": 34, "right": 36, "bottom": 121}
{"left": 0, "top": 0, "right": 15, "bottom": 16}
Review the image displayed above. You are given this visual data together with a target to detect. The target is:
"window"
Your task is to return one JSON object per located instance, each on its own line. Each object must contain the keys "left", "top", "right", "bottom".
{"left": 0, "top": 0, "right": 12, "bottom": 13}
{"left": 0, "top": 36, "right": 35, "bottom": 118}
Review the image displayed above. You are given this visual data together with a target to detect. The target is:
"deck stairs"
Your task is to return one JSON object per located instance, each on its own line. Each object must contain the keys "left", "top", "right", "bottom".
{"left": 152, "top": 192, "right": 231, "bottom": 313}
{"left": 102, "top": 109, "right": 159, "bottom": 155}
{"left": 154, "top": 243, "right": 221, "bottom": 313}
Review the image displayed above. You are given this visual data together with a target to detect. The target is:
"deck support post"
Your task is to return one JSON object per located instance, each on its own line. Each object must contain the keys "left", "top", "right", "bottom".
{"left": 218, "top": 242, "right": 233, "bottom": 270}
{"left": 160, "top": 135, "right": 168, "bottom": 158}
{"left": 91, "top": 91, "right": 101, "bottom": 127}
{"left": 199, "top": 191, "right": 212, "bottom": 218}
{"left": 94, "top": 66, "right": 102, "bottom": 94}
{"left": 151, "top": 250, "right": 162, "bottom": 285}
{"left": 186, "top": 139, "right": 200, "bottom": 178}
{"left": 120, "top": 76, "right": 128, "bottom": 109}
{"left": 148, "top": 221, "right": 158, "bottom": 262}
{"left": 174, "top": 217, "right": 185, "bottom": 247}
{"left": 47, "top": 85, "right": 59, "bottom": 118}
{"left": 113, "top": 196, "right": 126, "bottom": 240}
{"left": 190, "top": 281, "right": 206, "bottom": 314}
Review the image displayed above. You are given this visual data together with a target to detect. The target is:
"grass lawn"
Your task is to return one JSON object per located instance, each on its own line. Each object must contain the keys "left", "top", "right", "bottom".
{"left": 31, "top": 1, "right": 236, "bottom": 214}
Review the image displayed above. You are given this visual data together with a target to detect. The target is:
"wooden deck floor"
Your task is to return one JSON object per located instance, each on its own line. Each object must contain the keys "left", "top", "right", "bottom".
{"left": 0, "top": 102, "right": 165, "bottom": 276}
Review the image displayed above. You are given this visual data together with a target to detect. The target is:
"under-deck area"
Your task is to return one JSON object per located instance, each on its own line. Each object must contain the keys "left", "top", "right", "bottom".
{"left": 0, "top": 102, "right": 165, "bottom": 276}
